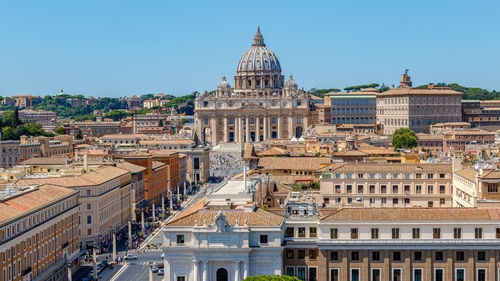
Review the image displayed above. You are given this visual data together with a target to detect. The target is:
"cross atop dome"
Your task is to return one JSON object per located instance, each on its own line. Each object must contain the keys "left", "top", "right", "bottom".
{"left": 253, "top": 26, "right": 265, "bottom": 46}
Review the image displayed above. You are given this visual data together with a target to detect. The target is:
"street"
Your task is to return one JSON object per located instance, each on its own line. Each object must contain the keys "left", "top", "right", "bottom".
{"left": 110, "top": 249, "right": 164, "bottom": 281}
{"left": 107, "top": 183, "right": 213, "bottom": 281}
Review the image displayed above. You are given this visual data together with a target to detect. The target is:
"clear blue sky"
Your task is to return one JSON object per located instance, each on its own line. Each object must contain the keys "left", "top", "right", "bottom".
{"left": 1, "top": 0, "right": 499, "bottom": 98}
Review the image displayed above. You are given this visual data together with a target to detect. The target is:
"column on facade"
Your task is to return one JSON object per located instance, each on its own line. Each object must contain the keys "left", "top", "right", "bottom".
{"left": 277, "top": 116, "right": 282, "bottom": 139}
{"left": 240, "top": 116, "right": 244, "bottom": 143}
{"left": 210, "top": 117, "right": 217, "bottom": 145}
{"left": 288, "top": 116, "right": 294, "bottom": 139}
{"left": 223, "top": 117, "right": 228, "bottom": 143}
{"left": 202, "top": 261, "right": 208, "bottom": 281}
{"left": 255, "top": 116, "right": 260, "bottom": 142}
{"left": 243, "top": 261, "right": 249, "bottom": 279}
{"left": 234, "top": 262, "right": 241, "bottom": 281}
{"left": 234, "top": 116, "right": 239, "bottom": 143}
{"left": 193, "top": 260, "right": 199, "bottom": 281}
{"left": 263, "top": 116, "right": 268, "bottom": 140}
{"left": 245, "top": 116, "right": 250, "bottom": 143}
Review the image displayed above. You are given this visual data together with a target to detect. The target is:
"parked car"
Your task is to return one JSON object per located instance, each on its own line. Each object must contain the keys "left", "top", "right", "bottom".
{"left": 158, "top": 269, "right": 164, "bottom": 275}
{"left": 124, "top": 254, "right": 138, "bottom": 260}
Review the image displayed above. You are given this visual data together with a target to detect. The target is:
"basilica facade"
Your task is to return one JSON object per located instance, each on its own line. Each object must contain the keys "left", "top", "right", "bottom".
{"left": 194, "top": 27, "right": 314, "bottom": 145}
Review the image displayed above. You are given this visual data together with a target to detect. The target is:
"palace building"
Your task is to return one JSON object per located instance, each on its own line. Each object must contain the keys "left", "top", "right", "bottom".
{"left": 194, "top": 27, "right": 314, "bottom": 145}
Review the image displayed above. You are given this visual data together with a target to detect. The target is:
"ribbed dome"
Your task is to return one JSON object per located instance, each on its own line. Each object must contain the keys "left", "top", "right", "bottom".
{"left": 237, "top": 27, "right": 281, "bottom": 73}
{"left": 217, "top": 75, "right": 231, "bottom": 90}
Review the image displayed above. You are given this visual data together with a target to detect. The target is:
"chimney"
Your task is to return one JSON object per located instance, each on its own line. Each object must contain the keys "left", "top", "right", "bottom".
{"left": 83, "top": 153, "right": 88, "bottom": 172}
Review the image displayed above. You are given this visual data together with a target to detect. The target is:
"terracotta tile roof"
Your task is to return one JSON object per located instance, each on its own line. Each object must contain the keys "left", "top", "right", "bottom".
{"left": 376, "top": 87, "right": 462, "bottom": 96}
{"left": 101, "top": 134, "right": 148, "bottom": 139}
{"left": 257, "top": 157, "right": 332, "bottom": 171}
{"left": 0, "top": 184, "right": 77, "bottom": 225}
{"left": 149, "top": 149, "right": 177, "bottom": 156}
{"left": 139, "top": 139, "right": 195, "bottom": 145}
{"left": 444, "top": 130, "right": 495, "bottom": 136}
{"left": 152, "top": 161, "right": 167, "bottom": 170}
{"left": 124, "top": 150, "right": 151, "bottom": 158}
{"left": 116, "top": 161, "right": 147, "bottom": 174}
{"left": 479, "top": 169, "right": 500, "bottom": 180}
{"left": 167, "top": 207, "right": 283, "bottom": 227}
{"left": 455, "top": 168, "right": 477, "bottom": 182}
{"left": 21, "top": 157, "right": 68, "bottom": 165}
{"left": 257, "top": 147, "right": 289, "bottom": 157}
{"left": 243, "top": 144, "right": 258, "bottom": 159}
{"left": 321, "top": 208, "right": 500, "bottom": 221}
{"left": 326, "top": 163, "right": 451, "bottom": 173}
{"left": 332, "top": 150, "right": 367, "bottom": 157}
{"left": 17, "top": 166, "right": 130, "bottom": 187}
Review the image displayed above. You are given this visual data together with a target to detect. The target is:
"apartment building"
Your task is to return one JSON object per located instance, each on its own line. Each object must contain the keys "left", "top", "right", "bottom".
{"left": 430, "top": 122, "right": 471, "bottom": 135}
{"left": 462, "top": 100, "right": 500, "bottom": 130}
{"left": 443, "top": 130, "right": 496, "bottom": 153}
{"left": 453, "top": 167, "right": 500, "bottom": 208}
{"left": 376, "top": 73, "right": 462, "bottom": 135}
{"left": 17, "top": 166, "right": 132, "bottom": 249}
{"left": 0, "top": 141, "right": 20, "bottom": 169}
{"left": 0, "top": 184, "right": 79, "bottom": 281}
{"left": 320, "top": 163, "right": 453, "bottom": 208}
{"left": 10, "top": 95, "right": 40, "bottom": 108}
{"left": 116, "top": 161, "right": 146, "bottom": 222}
{"left": 122, "top": 151, "right": 168, "bottom": 206}
{"left": 18, "top": 110, "right": 57, "bottom": 126}
{"left": 324, "top": 89, "right": 377, "bottom": 125}
{"left": 283, "top": 208, "right": 500, "bottom": 281}
{"left": 68, "top": 120, "right": 120, "bottom": 137}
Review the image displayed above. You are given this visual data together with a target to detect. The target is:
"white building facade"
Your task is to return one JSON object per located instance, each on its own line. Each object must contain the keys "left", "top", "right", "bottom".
{"left": 162, "top": 208, "right": 284, "bottom": 281}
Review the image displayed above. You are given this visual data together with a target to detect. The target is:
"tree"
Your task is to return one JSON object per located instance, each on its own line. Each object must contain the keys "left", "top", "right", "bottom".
{"left": 56, "top": 126, "right": 66, "bottom": 134}
{"left": 392, "top": 128, "right": 418, "bottom": 150}
{"left": 243, "top": 276, "right": 300, "bottom": 281}
{"left": 75, "top": 129, "right": 83, "bottom": 140}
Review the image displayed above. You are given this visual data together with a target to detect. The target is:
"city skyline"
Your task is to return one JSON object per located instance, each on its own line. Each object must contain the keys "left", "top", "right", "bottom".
{"left": 1, "top": 0, "right": 499, "bottom": 97}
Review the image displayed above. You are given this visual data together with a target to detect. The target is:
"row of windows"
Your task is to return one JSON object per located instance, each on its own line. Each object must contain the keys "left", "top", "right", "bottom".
{"left": 285, "top": 227, "right": 500, "bottom": 239}
{"left": 332, "top": 172, "right": 446, "bottom": 179}
{"left": 331, "top": 98, "right": 376, "bottom": 106}
{"left": 332, "top": 184, "right": 447, "bottom": 194}
{"left": 1, "top": 197, "right": 76, "bottom": 242}
{"left": 331, "top": 117, "right": 375, "bottom": 124}
{"left": 327, "top": 267, "right": 482, "bottom": 281}
{"left": 329, "top": 227, "right": 498, "bottom": 239}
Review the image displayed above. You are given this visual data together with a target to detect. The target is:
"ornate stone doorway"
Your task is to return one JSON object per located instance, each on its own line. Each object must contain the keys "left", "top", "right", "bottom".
{"left": 216, "top": 268, "right": 228, "bottom": 281}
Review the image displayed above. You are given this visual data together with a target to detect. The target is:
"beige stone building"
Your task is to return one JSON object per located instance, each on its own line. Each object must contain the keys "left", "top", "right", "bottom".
{"left": 0, "top": 184, "right": 79, "bottom": 281}
{"left": 376, "top": 72, "right": 462, "bottom": 135}
{"left": 195, "top": 27, "right": 313, "bottom": 145}
{"left": 320, "top": 163, "right": 453, "bottom": 208}
{"left": 453, "top": 167, "right": 500, "bottom": 208}
{"left": 17, "top": 166, "right": 132, "bottom": 249}
{"left": 284, "top": 208, "right": 500, "bottom": 281}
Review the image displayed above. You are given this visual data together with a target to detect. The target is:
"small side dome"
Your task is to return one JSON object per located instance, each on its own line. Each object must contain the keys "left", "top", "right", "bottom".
{"left": 284, "top": 74, "right": 298, "bottom": 89}
{"left": 217, "top": 75, "right": 231, "bottom": 90}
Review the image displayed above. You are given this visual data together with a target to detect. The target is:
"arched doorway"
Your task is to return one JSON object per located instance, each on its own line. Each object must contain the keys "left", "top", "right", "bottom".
{"left": 295, "top": 126, "right": 303, "bottom": 138}
{"left": 216, "top": 268, "right": 228, "bottom": 281}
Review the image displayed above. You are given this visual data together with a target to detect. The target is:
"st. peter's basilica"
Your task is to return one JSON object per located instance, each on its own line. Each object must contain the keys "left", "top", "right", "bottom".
{"left": 194, "top": 27, "right": 315, "bottom": 145}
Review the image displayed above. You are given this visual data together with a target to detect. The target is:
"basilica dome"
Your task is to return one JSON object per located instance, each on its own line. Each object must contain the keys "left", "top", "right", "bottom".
{"left": 217, "top": 75, "right": 231, "bottom": 90}
{"left": 236, "top": 27, "right": 281, "bottom": 73}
